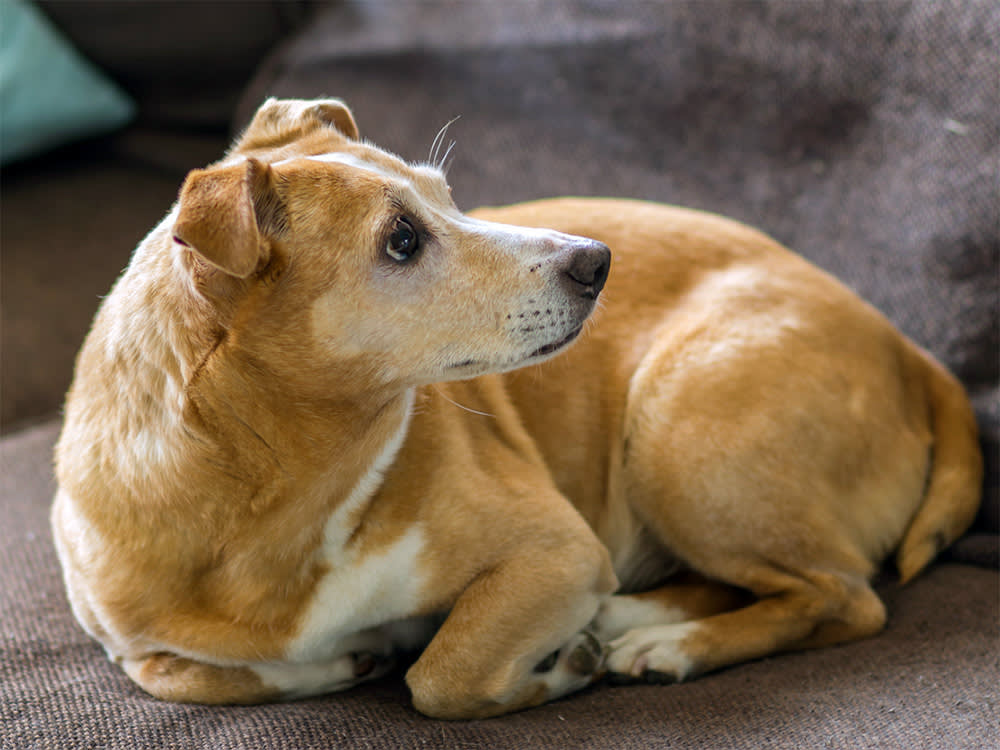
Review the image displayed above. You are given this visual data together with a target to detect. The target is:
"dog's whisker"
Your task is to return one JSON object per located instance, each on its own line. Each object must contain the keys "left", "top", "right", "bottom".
{"left": 432, "top": 385, "right": 496, "bottom": 418}
{"left": 428, "top": 117, "right": 461, "bottom": 169}
{"left": 428, "top": 124, "right": 445, "bottom": 167}
{"left": 440, "top": 140, "right": 458, "bottom": 174}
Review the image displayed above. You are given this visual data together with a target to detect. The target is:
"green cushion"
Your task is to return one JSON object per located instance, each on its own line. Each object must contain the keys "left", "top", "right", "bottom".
{"left": 0, "top": 0, "right": 135, "bottom": 164}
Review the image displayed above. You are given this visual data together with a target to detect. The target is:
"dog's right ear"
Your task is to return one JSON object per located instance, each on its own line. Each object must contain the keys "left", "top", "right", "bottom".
{"left": 235, "top": 97, "right": 359, "bottom": 152}
{"left": 173, "top": 158, "right": 275, "bottom": 279}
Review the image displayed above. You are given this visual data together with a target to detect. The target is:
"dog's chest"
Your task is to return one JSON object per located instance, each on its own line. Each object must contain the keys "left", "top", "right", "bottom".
{"left": 285, "top": 390, "right": 427, "bottom": 660}
{"left": 286, "top": 524, "right": 429, "bottom": 661}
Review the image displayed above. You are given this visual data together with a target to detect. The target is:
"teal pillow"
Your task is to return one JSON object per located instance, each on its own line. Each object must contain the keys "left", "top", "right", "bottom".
{"left": 0, "top": 0, "right": 135, "bottom": 164}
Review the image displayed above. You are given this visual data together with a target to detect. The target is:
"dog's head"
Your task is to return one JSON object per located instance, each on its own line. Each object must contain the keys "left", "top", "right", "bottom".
{"left": 172, "top": 98, "right": 610, "bottom": 392}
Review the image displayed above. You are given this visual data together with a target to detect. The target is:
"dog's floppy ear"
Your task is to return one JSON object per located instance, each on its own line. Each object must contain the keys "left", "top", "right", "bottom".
{"left": 173, "top": 158, "right": 275, "bottom": 279}
{"left": 237, "top": 97, "right": 359, "bottom": 151}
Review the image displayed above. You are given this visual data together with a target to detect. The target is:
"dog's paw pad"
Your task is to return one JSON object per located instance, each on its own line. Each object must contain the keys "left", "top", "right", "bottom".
{"left": 349, "top": 649, "right": 396, "bottom": 682}
{"left": 531, "top": 629, "right": 608, "bottom": 700}
{"left": 535, "top": 631, "right": 604, "bottom": 677}
{"left": 566, "top": 630, "right": 603, "bottom": 675}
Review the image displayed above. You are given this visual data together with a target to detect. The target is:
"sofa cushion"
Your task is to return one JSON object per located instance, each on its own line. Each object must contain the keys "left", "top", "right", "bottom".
{"left": 0, "top": 0, "right": 135, "bottom": 164}
{"left": 2, "top": 1, "right": 997, "bottom": 746}
{"left": 0, "top": 131, "right": 230, "bottom": 434}
{"left": 239, "top": 0, "right": 999, "bottom": 533}
{"left": 1, "top": 420, "right": 997, "bottom": 748}
{"left": 36, "top": 0, "right": 315, "bottom": 129}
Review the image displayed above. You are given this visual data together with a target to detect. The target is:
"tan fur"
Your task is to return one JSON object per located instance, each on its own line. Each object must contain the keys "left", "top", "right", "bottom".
{"left": 53, "top": 98, "right": 982, "bottom": 719}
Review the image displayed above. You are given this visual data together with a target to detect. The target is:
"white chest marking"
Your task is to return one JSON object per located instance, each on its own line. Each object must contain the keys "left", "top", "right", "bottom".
{"left": 287, "top": 390, "right": 424, "bottom": 661}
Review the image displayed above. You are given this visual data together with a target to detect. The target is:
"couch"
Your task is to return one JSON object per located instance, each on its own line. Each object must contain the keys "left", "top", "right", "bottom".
{"left": 3, "top": 2, "right": 997, "bottom": 747}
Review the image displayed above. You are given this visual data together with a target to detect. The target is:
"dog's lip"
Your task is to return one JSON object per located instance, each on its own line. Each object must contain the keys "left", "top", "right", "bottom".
{"left": 446, "top": 325, "right": 584, "bottom": 371}
{"left": 530, "top": 325, "right": 584, "bottom": 358}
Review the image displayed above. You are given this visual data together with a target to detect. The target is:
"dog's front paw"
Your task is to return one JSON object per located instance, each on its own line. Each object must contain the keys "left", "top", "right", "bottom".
{"left": 531, "top": 630, "right": 607, "bottom": 698}
{"left": 351, "top": 650, "right": 395, "bottom": 680}
{"left": 605, "top": 623, "right": 697, "bottom": 684}
{"left": 567, "top": 630, "right": 605, "bottom": 675}
{"left": 535, "top": 630, "right": 605, "bottom": 675}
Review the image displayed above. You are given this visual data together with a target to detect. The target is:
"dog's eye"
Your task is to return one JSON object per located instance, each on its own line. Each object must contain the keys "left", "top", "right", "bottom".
{"left": 386, "top": 217, "right": 420, "bottom": 263}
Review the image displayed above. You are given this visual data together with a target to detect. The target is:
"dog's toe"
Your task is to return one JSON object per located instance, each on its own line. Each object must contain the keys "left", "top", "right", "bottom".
{"left": 566, "top": 630, "right": 604, "bottom": 675}
{"left": 606, "top": 623, "right": 697, "bottom": 684}
{"left": 535, "top": 630, "right": 605, "bottom": 677}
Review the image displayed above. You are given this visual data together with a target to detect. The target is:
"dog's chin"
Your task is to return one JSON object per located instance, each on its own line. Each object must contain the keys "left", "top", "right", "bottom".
{"left": 527, "top": 325, "right": 585, "bottom": 360}
{"left": 449, "top": 325, "right": 586, "bottom": 378}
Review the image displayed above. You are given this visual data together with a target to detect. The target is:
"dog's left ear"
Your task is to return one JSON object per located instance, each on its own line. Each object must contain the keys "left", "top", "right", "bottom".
{"left": 173, "top": 159, "right": 276, "bottom": 279}
{"left": 236, "top": 97, "right": 360, "bottom": 152}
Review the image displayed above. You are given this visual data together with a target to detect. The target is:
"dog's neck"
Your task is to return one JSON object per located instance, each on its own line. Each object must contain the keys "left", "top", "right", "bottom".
{"left": 62, "top": 219, "right": 413, "bottom": 531}
{"left": 186, "top": 342, "right": 411, "bottom": 489}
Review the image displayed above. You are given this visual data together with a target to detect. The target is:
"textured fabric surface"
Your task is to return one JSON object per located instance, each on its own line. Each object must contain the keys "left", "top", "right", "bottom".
{"left": 2, "top": 421, "right": 998, "bottom": 749}
{"left": 240, "top": 0, "right": 999, "bottom": 532}
{"left": 3, "top": 1, "right": 999, "bottom": 747}
{"left": 0, "top": 130, "right": 230, "bottom": 434}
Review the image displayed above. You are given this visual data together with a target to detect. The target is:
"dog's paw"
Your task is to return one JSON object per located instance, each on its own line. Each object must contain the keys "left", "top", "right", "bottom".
{"left": 351, "top": 650, "right": 395, "bottom": 680}
{"left": 605, "top": 623, "right": 697, "bottom": 684}
{"left": 531, "top": 630, "right": 607, "bottom": 698}
{"left": 567, "top": 629, "right": 605, "bottom": 675}
{"left": 534, "top": 630, "right": 605, "bottom": 676}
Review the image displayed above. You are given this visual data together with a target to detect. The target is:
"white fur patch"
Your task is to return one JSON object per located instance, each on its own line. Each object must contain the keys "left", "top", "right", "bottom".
{"left": 592, "top": 596, "right": 691, "bottom": 642}
{"left": 335, "top": 388, "right": 415, "bottom": 541}
{"left": 287, "top": 526, "right": 429, "bottom": 662}
{"left": 607, "top": 621, "right": 699, "bottom": 681}
{"left": 285, "top": 389, "right": 425, "bottom": 662}
{"left": 250, "top": 655, "right": 360, "bottom": 697}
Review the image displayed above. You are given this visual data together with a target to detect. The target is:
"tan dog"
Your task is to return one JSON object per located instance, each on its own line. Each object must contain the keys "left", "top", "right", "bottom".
{"left": 52, "top": 98, "right": 982, "bottom": 720}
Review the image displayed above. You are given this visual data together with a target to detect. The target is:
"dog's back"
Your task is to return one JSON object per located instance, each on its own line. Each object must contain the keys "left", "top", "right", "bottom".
{"left": 51, "top": 99, "right": 981, "bottom": 718}
{"left": 477, "top": 197, "right": 981, "bottom": 588}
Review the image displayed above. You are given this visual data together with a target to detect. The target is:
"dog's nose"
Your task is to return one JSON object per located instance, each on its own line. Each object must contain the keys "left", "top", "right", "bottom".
{"left": 562, "top": 240, "right": 611, "bottom": 299}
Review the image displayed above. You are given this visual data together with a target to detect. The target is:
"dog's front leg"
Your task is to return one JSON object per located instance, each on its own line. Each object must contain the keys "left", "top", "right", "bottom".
{"left": 406, "top": 544, "right": 616, "bottom": 720}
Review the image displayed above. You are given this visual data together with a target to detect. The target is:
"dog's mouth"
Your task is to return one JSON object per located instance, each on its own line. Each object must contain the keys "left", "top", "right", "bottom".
{"left": 529, "top": 325, "right": 584, "bottom": 359}
{"left": 444, "top": 325, "right": 585, "bottom": 375}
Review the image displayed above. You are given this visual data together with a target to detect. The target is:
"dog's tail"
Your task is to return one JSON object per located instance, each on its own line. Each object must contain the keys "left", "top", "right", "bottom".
{"left": 896, "top": 346, "right": 983, "bottom": 583}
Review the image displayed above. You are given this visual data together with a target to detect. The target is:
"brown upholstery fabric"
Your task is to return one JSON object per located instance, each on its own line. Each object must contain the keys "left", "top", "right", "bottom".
{"left": 2, "top": 422, "right": 998, "bottom": 748}
{"left": 0, "top": 131, "right": 230, "bottom": 435}
{"left": 2, "top": 1, "right": 998, "bottom": 747}
{"left": 239, "top": 0, "right": 1000, "bottom": 533}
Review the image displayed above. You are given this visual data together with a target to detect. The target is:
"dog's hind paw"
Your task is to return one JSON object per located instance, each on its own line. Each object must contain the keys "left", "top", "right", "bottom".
{"left": 605, "top": 623, "right": 697, "bottom": 684}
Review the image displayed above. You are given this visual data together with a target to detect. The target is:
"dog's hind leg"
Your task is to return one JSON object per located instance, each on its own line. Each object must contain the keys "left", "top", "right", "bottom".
{"left": 123, "top": 654, "right": 281, "bottom": 704}
{"left": 599, "top": 569, "right": 886, "bottom": 684}
{"left": 603, "top": 306, "right": 931, "bottom": 683}
{"left": 591, "top": 572, "right": 751, "bottom": 642}
{"left": 121, "top": 649, "right": 394, "bottom": 704}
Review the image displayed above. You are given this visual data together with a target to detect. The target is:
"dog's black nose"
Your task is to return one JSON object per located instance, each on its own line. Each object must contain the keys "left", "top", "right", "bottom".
{"left": 562, "top": 240, "right": 611, "bottom": 299}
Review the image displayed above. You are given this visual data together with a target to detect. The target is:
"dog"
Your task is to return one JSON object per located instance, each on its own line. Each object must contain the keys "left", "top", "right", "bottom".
{"left": 52, "top": 97, "right": 982, "bottom": 720}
